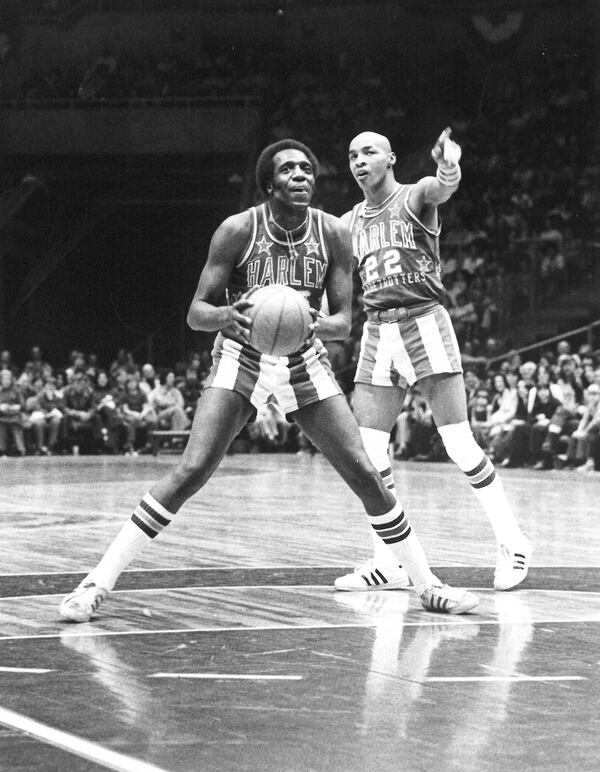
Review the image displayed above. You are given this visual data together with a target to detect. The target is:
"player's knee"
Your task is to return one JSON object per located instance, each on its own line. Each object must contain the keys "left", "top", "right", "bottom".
{"left": 359, "top": 426, "right": 391, "bottom": 471}
{"left": 437, "top": 420, "right": 485, "bottom": 470}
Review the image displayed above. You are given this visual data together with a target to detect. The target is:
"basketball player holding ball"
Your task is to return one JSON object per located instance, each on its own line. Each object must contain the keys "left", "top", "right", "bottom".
{"left": 60, "top": 139, "right": 478, "bottom": 623}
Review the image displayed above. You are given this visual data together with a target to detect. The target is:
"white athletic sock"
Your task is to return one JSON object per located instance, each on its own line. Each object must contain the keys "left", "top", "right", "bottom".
{"left": 360, "top": 427, "right": 402, "bottom": 567}
{"left": 367, "top": 502, "right": 437, "bottom": 594}
{"left": 87, "top": 493, "right": 174, "bottom": 591}
{"left": 437, "top": 421, "right": 524, "bottom": 546}
{"left": 360, "top": 426, "right": 396, "bottom": 495}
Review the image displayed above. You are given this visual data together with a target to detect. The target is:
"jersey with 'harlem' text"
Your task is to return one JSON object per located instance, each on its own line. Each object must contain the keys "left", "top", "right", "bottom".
{"left": 228, "top": 203, "right": 329, "bottom": 312}
{"left": 347, "top": 184, "right": 446, "bottom": 312}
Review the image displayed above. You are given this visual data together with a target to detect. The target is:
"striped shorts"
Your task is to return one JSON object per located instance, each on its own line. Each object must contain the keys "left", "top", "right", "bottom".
{"left": 355, "top": 305, "right": 463, "bottom": 389}
{"left": 205, "top": 333, "right": 342, "bottom": 416}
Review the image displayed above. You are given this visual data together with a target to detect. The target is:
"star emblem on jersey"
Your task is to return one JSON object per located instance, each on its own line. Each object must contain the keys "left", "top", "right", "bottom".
{"left": 257, "top": 236, "right": 272, "bottom": 255}
{"left": 417, "top": 254, "right": 434, "bottom": 272}
{"left": 304, "top": 237, "right": 319, "bottom": 256}
{"left": 388, "top": 200, "right": 402, "bottom": 218}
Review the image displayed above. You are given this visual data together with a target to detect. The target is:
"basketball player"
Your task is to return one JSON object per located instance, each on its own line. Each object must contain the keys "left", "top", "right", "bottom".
{"left": 60, "top": 139, "right": 478, "bottom": 622}
{"left": 334, "top": 129, "right": 531, "bottom": 592}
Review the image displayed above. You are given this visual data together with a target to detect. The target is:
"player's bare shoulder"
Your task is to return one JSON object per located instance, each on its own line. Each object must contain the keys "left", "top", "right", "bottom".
{"left": 209, "top": 208, "right": 256, "bottom": 259}
{"left": 318, "top": 210, "right": 353, "bottom": 254}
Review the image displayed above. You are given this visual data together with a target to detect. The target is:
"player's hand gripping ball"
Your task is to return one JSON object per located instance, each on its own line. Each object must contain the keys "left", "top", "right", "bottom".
{"left": 246, "top": 284, "right": 313, "bottom": 356}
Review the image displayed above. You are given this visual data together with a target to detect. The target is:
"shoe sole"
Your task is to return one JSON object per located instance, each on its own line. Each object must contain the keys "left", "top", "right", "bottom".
{"left": 334, "top": 579, "right": 411, "bottom": 592}
{"left": 447, "top": 595, "right": 479, "bottom": 614}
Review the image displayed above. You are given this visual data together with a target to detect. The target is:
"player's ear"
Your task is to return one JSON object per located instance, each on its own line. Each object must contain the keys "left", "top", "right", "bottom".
{"left": 266, "top": 183, "right": 273, "bottom": 195}
{"left": 388, "top": 152, "right": 396, "bottom": 167}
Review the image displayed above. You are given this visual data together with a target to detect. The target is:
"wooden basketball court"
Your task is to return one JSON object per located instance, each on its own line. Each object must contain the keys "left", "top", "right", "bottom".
{"left": 0, "top": 453, "right": 598, "bottom": 771}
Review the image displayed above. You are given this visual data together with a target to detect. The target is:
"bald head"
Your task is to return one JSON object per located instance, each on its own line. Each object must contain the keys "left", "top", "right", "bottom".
{"left": 349, "top": 131, "right": 392, "bottom": 153}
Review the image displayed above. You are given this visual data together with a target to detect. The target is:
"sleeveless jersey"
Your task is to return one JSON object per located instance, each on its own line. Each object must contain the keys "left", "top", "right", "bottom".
{"left": 228, "top": 203, "right": 329, "bottom": 311}
{"left": 347, "top": 184, "right": 446, "bottom": 312}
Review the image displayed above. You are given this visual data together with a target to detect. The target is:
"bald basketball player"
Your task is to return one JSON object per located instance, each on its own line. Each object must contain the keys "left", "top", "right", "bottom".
{"left": 335, "top": 128, "right": 532, "bottom": 593}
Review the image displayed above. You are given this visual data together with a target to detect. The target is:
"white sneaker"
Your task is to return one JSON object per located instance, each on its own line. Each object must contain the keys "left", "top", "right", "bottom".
{"left": 59, "top": 582, "right": 109, "bottom": 622}
{"left": 494, "top": 537, "right": 532, "bottom": 591}
{"left": 334, "top": 559, "right": 411, "bottom": 592}
{"left": 420, "top": 584, "right": 479, "bottom": 615}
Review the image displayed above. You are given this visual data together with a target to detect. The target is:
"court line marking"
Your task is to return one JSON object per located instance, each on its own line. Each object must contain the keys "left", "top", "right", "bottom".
{"left": 0, "top": 667, "right": 54, "bottom": 673}
{"left": 0, "top": 564, "right": 356, "bottom": 578}
{"left": 149, "top": 672, "right": 302, "bottom": 680}
{"left": 3, "top": 616, "right": 600, "bottom": 643}
{"left": 0, "top": 705, "right": 168, "bottom": 772}
{"left": 425, "top": 676, "right": 585, "bottom": 682}
{"left": 4, "top": 562, "right": 600, "bottom": 578}
{"left": 5, "top": 584, "right": 600, "bottom": 601}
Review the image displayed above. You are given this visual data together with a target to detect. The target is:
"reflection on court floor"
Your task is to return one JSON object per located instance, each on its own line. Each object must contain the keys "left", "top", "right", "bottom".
{"left": 0, "top": 455, "right": 598, "bottom": 771}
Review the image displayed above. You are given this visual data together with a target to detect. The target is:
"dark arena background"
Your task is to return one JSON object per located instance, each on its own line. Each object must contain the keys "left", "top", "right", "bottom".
{"left": 1, "top": 1, "right": 600, "bottom": 770}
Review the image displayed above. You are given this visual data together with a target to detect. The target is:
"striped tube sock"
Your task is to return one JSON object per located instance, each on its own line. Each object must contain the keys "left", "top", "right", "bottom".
{"left": 367, "top": 503, "right": 436, "bottom": 594}
{"left": 437, "top": 421, "right": 523, "bottom": 546}
{"left": 359, "top": 427, "right": 403, "bottom": 567}
{"left": 88, "top": 493, "right": 174, "bottom": 591}
{"left": 466, "top": 457, "right": 522, "bottom": 544}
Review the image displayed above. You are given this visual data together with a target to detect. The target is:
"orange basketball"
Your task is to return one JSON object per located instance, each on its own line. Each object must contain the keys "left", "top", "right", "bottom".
{"left": 247, "top": 284, "right": 312, "bottom": 356}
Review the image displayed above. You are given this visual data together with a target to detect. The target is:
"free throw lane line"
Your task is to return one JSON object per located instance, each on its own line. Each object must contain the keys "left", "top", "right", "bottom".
{"left": 149, "top": 672, "right": 302, "bottom": 680}
{"left": 425, "top": 676, "right": 585, "bottom": 682}
{"left": 0, "top": 706, "right": 168, "bottom": 772}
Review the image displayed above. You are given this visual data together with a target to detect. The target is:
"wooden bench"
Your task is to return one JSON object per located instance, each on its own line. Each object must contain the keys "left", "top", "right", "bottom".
{"left": 149, "top": 430, "right": 191, "bottom": 456}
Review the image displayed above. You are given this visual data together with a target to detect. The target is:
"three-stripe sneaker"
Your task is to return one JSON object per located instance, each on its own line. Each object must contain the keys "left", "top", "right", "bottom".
{"left": 494, "top": 537, "right": 532, "bottom": 590}
{"left": 420, "top": 584, "right": 479, "bottom": 615}
{"left": 59, "top": 582, "right": 108, "bottom": 623}
{"left": 334, "top": 559, "right": 411, "bottom": 592}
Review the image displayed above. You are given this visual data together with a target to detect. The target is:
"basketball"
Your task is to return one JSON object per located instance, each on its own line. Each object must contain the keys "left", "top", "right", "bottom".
{"left": 247, "top": 284, "right": 312, "bottom": 356}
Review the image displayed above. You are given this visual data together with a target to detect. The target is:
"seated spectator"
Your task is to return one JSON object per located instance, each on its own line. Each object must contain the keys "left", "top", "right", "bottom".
{"left": 138, "top": 363, "right": 159, "bottom": 396}
{"left": 555, "top": 354, "right": 584, "bottom": 403}
{"left": 148, "top": 371, "right": 190, "bottom": 431}
{"left": 0, "top": 369, "right": 26, "bottom": 456}
{"left": 0, "top": 350, "right": 16, "bottom": 375}
{"left": 25, "top": 376, "right": 64, "bottom": 455}
{"left": 119, "top": 377, "right": 157, "bottom": 455}
{"left": 528, "top": 384, "right": 563, "bottom": 469}
{"left": 109, "top": 349, "right": 136, "bottom": 378}
{"left": 527, "top": 367, "right": 563, "bottom": 412}
{"left": 402, "top": 389, "right": 439, "bottom": 461}
{"left": 487, "top": 373, "right": 518, "bottom": 454}
{"left": 496, "top": 379, "right": 531, "bottom": 466}
{"left": 62, "top": 372, "right": 100, "bottom": 454}
{"left": 540, "top": 383, "right": 582, "bottom": 469}
{"left": 24, "top": 346, "right": 51, "bottom": 381}
{"left": 245, "top": 400, "right": 290, "bottom": 454}
{"left": 93, "top": 371, "right": 121, "bottom": 454}
{"left": 470, "top": 388, "right": 492, "bottom": 450}
{"left": 180, "top": 367, "right": 203, "bottom": 423}
{"left": 564, "top": 384, "right": 600, "bottom": 472}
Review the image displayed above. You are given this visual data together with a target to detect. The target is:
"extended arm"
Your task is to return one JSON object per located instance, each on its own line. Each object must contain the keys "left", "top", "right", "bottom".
{"left": 407, "top": 127, "right": 462, "bottom": 226}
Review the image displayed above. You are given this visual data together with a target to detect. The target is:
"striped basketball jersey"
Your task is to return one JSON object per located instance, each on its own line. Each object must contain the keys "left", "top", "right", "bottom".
{"left": 228, "top": 203, "right": 330, "bottom": 311}
{"left": 347, "top": 184, "right": 446, "bottom": 312}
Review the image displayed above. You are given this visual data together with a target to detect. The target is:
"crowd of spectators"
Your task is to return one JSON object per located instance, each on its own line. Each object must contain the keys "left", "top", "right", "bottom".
{"left": 392, "top": 338, "right": 600, "bottom": 474}
{"left": 1, "top": 338, "right": 599, "bottom": 472}
{"left": 0, "top": 344, "right": 318, "bottom": 457}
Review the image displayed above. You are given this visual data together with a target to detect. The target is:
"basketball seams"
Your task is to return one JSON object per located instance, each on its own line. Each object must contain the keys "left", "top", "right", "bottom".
{"left": 248, "top": 284, "right": 311, "bottom": 356}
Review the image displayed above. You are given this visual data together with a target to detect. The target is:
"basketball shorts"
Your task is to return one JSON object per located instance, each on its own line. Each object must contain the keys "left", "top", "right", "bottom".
{"left": 205, "top": 333, "right": 342, "bottom": 416}
{"left": 355, "top": 305, "right": 463, "bottom": 389}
